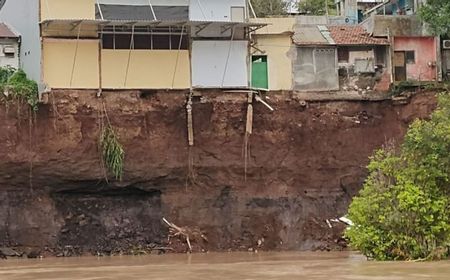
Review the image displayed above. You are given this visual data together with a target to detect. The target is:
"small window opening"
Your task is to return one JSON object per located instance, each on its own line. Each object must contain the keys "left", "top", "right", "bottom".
{"left": 252, "top": 56, "right": 267, "bottom": 63}
{"left": 3, "top": 46, "right": 15, "bottom": 58}
{"left": 101, "top": 26, "right": 188, "bottom": 50}
{"left": 405, "top": 51, "right": 415, "bottom": 64}
{"left": 338, "top": 47, "right": 349, "bottom": 63}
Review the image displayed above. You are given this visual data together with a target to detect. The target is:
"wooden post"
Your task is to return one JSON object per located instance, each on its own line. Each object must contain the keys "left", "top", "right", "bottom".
{"left": 187, "top": 95, "right": 194, "bottom": 146}
{"left": 244, "top": 92, "right": 254, "bottom": 181}
{"left": 246, "top": 92, "right": 253, "bottom": 135}
{"left": 97, "top": 31, "right": 103, "bottom": 97}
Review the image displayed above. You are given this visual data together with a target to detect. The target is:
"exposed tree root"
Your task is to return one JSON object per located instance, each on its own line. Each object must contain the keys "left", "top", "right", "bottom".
{"left": 162, "top": 218, "right": 208, "bottom": 253}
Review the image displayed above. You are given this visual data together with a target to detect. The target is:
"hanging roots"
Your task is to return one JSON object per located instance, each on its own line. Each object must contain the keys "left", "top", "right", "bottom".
{"left": 100, "top": 124, "right": 125, "bottom": 181}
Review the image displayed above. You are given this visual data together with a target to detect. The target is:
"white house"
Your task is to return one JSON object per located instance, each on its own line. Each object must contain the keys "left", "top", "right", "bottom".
{"left": 190, "top": 0, "right": 252, "bottom": 88}
{"left": 0, "top": 0, "right": 40, "bottom": 82}
{"left": 0, "top": 23, "right": 20, "bottom": 69}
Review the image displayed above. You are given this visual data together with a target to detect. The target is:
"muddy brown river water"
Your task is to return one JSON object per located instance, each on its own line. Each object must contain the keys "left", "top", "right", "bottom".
{"left": 0, "top": 252, "right": 449, "bottom": 280}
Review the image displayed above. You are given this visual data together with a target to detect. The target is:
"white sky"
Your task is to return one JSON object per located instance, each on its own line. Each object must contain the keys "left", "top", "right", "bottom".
{"left": 285, "top": 0, "right": 301, "bottom": 13}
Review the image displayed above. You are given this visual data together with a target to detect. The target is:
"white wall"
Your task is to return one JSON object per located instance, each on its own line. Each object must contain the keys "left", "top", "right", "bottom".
{"left": 349, "top": 49, "right": 374, "bottom": 64}
{"left": 0, "top": 40, "right": 19, "bottom": 69}
{"left": 192, "top": 40, "right": 248, "bottom": 88}
{"left": 0, "top": 0, "right": 41, "bottom": 83}
{"left": 190, "top": 0, "right": 247, "bottom": 22}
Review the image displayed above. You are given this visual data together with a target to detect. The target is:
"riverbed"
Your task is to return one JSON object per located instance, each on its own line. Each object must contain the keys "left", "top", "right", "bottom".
{"left": 1, "top": 252, "right": 449, "bottom": 279}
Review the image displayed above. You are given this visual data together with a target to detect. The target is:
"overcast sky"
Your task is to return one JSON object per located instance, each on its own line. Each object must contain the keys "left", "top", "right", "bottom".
{"left": 285, "top": 0, "right": 301, "bottom": 13}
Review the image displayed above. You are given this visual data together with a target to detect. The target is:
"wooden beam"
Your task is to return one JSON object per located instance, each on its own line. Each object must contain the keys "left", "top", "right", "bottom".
{"left": 187, "top": 96, "right": 194, "bottom": 146}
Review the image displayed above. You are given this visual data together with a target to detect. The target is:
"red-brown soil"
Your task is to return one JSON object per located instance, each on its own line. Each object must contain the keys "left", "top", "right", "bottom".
{"left": 0, "top": 90, "right": 437, "bottom": 256}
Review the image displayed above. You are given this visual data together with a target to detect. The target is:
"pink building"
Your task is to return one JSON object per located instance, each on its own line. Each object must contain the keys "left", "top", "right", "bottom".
{"left": 393, "top": 36, "right": 439, "bottom": 82}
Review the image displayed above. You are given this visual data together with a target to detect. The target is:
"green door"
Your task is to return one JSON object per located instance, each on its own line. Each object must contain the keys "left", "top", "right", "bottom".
{"left": 252, "top": 56, "right": 268, "bottom": 89}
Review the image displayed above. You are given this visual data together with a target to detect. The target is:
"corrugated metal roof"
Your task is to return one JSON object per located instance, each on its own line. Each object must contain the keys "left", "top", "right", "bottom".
{"left": 318, "top": 25, "right": 335, "bottom": 44}
{"left": 190, "top": 20, "right": 266, "bottom": 27}
{"left": 0, "top": 23, "right": 19, "bottom": 38}
{"left": 40, "top": 19, "right": 266, "bottom": 28}
{"left": 292, "top": 25, "right": 331, "bottom": 46}
{"left": 95, "top": 4, "right": 189, "bottom": 21}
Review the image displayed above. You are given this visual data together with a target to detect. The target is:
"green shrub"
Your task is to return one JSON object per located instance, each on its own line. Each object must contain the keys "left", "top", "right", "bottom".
{"left": 0, "top": 66, "right": 15, "bottom": 84}
{"left": 346, "top": 93, "right": 450, "bottom": 261}
{"left": 0, "top": 67, "right": 39, "bottom": 111}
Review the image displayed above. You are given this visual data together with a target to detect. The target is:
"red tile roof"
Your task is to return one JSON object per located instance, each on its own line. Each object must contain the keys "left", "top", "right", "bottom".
{"left": 0, "top": 23, "right": 19, "bottom": 38}
{"left": 328, "top": 25, "right": 388, "bottom": 45}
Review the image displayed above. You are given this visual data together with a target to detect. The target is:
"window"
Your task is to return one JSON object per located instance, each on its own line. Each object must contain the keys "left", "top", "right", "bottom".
{"left": 338, "top": 47, "right": 349, "bottom": 63}
{"left": 252, "top": 56, "right": 267, "bottom": 63}
{"left": 405, "top": 51, "right": 415, "bottom": 64}
{"left": 375, "top": 46, "right": 386, "bottom": 66}
{"left": 295, "top": 47, "right": 338, "bottom": 91}
{"left": 3, "top": 46, "right": 15, "bottom": 58}
{"left": 101, "top": 26, "right": 188, "bottom": 50}
{"left": 115, "top": 34, "right": 133, "bottom": 49}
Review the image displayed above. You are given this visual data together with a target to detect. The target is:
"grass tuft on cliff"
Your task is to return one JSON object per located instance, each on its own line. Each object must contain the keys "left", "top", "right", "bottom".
{"left": 100, "top": 124, "right": 125, "bottom": 181}
{"left": 0, "top": 67, "right": 39, "bottom": 111}
{"left": 346, "top": 93, "right": 450, "bottom": 261}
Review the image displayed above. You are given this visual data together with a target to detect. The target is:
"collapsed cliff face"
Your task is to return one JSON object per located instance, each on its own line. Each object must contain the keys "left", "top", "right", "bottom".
{"left": 0, "top": 90, "right": 437, "bottom": 255}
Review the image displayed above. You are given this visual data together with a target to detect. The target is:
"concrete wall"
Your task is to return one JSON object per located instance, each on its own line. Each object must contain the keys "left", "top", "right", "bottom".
{"left": 364, "top": 15, "right": 426, "bottom": 37}
{"left": 43, "top": 39, "right": 190, "bottom": 89}
{"left": 394, "top": 36, "right": 437, "bottom": 81}
{"left": 101, "top": 50, "right": 190, "bottom": 89}
{"left": 0, "top": 40, "right": 19, "bottom": 69}
{"left": 344, "top": 0, "right": 358, "bottom": 24}
{"left": 337, "top": 47, "right": 375, "bottom": 65}
{"left": 42, "top": 39, "right": 99, "bottom": 89}
{"left": 297, "top": 15, "right": 357, "bottom": 26}
{"left": 0, "top": 0, "right": 41, "bottom": 83}
{"left": 253, "top": 18, "right": 295, "bottom": 35}
{"left": 338, "top": 47, "right": 376, "bottom": 75}
{"left": 253, "top": 35, "right": 293, "bottom": 90}
{"left": 192, "top": 40, "right": 248, "bottom": 88}
{"left": 349, "top": 49, "right": 374, "bottom": 65}
{"left": 296, "top": 16, "right": 328, "bottom": 25}
{"left": 41, "top": 0, "right": 95, "bottom": 20}
{"left": 190, "top": 0, "right": 246, "bottom": 22}
{"left": 294, "top": 47, "right": 339, "bottom": 92}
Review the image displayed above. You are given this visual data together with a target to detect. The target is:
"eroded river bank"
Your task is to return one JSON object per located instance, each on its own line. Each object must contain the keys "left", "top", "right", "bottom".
{"left": 1, "top": 252, "right": 449, "bottom": 280}
{"left": 0, "top": 91, "right": 438, "bottom": 255}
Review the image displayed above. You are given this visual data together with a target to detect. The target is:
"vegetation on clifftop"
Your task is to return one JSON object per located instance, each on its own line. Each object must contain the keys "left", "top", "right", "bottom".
{"left": 251, "top": 0, "right": 288, "bottom": 17}
{"left": 0, "top": 67, "right": 39, "bottom": 111}
{"left": 298, "top": 0, "right": 336, "bottom": 16}
{"left": 419, "top": 0, "right": 450, "bottom": 37}
{"left": 346, "top": 93, "right": 450, "bottom": 261}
